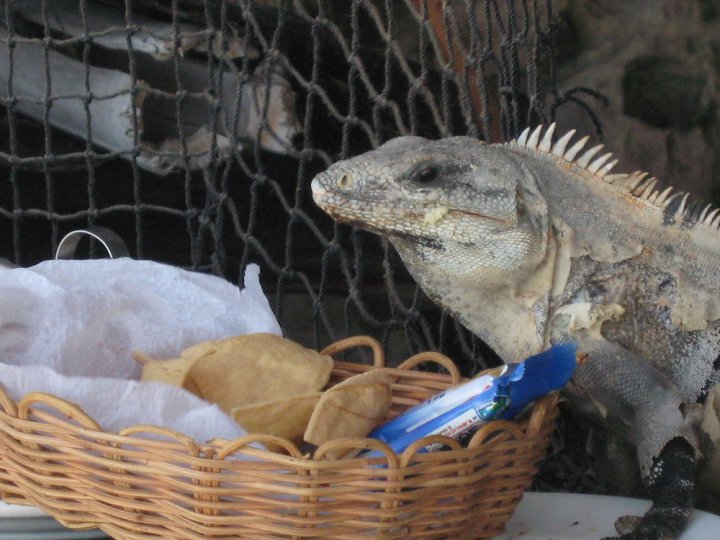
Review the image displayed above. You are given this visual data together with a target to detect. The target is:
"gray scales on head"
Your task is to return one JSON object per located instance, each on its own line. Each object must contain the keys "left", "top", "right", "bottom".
{"left": 311, "top": 124, "right": 720, "bottom": 539}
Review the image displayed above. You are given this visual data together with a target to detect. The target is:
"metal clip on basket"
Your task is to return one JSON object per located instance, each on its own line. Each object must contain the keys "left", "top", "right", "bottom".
{"left": 55, "top": 227, "right": 130, "bottom": 260}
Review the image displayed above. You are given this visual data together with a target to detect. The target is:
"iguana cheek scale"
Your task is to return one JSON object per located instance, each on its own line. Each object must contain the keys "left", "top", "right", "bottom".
{"left": 311, "top": 124, "right": 720, "bottom": 539}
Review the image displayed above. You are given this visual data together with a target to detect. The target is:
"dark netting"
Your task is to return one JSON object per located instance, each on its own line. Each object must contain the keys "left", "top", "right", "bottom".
{"left": 0, "top": 0, "right": 603, "bottom": 373}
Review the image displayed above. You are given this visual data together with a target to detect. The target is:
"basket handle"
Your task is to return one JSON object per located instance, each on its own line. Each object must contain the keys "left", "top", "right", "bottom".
{"left": 397, "top": 351, "right": 462, "bottom": 384}
{"left": 119, "top": 425, "right": 201, "bottom": 457}
{"left": 0, "top": 385, "right": 17, "bottom": 416}
{"left": 313, "top": 437, "right": 399, "bottom": 465}
{"left": 525, "top": 392, "right": 560, "bottom": 437}
{"left": 467, "top": 419, "right": 524, "bottom": 448}
{"left": 320, "top": 335, "right": 385, "bottom": 367}
{"left": 217, "top": 434, "right": 305, "bottom": 459}
{"left": 399, "top": 434, "right": 464, "bottom": 466}
{"left": 17, "top": 392, "right": 102, "bottom": 431}
{"left": 16, "top": 393, "right": 102, "bottom": 451}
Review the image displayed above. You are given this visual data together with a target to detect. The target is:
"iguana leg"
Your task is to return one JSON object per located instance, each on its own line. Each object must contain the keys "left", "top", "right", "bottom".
{"left": 566, "top": 337, "right": 699, "bottom": 540}
{"left": 605, "top": 437, "right": 695, "bottom": 540}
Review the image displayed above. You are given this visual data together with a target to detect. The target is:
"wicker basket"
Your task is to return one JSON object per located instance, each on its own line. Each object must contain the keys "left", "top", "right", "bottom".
{"left": 0, "top": 336, "right": 559, "bottom": 539}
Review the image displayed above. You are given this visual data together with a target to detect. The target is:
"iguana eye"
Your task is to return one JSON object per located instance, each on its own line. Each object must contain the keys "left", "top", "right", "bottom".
{"left": 411, "top": 164, "right": 440, "bottom": 185}
{"left": 337, "top": 173, "right": 354, "bottom": 189}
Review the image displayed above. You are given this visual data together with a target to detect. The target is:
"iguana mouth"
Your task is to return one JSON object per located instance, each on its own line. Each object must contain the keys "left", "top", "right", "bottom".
{"left": 447, "top": 208, "right": 514, "bottom": 225}
{"left": 312, "top": 177, "right": 512, "bottom": 227}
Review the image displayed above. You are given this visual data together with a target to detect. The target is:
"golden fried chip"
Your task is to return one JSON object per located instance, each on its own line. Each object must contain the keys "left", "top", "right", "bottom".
{"left": 134, "top": 352, "right": 201, "bottom": 395}
{"left": 304, "top": 370, "right": 392, "bottom": 457}
{"left": 231, "top": 392, "right": 322, "bottom": 447}
{"left": 188, "top": 333, "right": 334, "bottom": 413}
{"left": 178, "top": 340, "right": 222, "bottom": 361}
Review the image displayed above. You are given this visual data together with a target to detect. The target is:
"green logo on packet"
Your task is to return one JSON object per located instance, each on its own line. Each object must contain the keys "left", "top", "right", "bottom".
{"left": 477, "top": 395, "right": 509, "bottom": 421}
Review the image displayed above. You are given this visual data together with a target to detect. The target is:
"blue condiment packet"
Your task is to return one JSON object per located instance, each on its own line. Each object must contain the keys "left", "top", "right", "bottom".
{"left": 365, "top": 343, "right": 578, "bottom": 457}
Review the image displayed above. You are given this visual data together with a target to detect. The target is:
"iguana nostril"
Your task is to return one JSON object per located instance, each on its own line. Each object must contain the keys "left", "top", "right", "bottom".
{"left": 337, "top": 173, "right": 354, "bottom": 189}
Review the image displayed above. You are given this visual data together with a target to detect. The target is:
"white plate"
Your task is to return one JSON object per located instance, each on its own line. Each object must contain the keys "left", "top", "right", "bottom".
{"left": 0, "top": 501, "right": 108, "bottom": 538}
{"left": 0, "top": 503, "right": 46, "bottom": 520}
{"left": 0, "top": 531, "right": 108, "bottom": 540}
{"left": 498, "top": 492, "right": 720, "bottom": 539}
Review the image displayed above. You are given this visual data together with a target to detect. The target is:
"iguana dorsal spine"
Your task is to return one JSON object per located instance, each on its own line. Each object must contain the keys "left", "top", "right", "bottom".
{"left": 511, "top": 123, "right": 720, "bottom": 231}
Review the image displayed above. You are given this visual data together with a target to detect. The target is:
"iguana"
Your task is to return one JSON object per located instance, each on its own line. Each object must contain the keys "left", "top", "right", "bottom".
{"left": 310, "top": 124, "right": 720, "bottom": 540}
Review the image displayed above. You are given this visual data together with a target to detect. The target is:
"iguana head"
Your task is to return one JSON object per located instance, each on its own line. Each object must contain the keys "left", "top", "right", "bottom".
{"left": 311, "top": 135, "right": 550, "bottom": 284}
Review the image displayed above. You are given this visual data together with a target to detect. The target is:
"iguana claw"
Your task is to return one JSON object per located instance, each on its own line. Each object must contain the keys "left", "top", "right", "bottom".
{"left": 602, "top": 515, "right": 677, "bottom": 540}
{"left": 613, "top": 514, "right": 643, "bottom": 536}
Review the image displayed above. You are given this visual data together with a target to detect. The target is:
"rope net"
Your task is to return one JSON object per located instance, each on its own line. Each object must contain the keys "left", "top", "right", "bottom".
{"left": 0, "top": 0, "right": 600, "bottom": 373}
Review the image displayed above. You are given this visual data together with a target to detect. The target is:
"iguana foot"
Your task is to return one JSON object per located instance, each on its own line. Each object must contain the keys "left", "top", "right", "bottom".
{"left": 613, "top": 514, "right": 641, "bottom": 536}
{"left": 602, "top": 513, "right": 679, "bottom": 539}
{"left": 602, "top": 438, "right": 694, "bottom": 540}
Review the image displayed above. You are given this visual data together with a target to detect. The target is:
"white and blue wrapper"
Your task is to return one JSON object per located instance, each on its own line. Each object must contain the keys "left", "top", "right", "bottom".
{"left": 366, "top": 343, "right": 578, "bottom": 457}
{"left": 369, "top": 364, "right": 507, "bottom": 444}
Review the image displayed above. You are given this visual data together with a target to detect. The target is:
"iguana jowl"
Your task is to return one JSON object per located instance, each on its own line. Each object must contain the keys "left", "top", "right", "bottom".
{"left": 311, "top": 124, "right": 720, "bottom": 539}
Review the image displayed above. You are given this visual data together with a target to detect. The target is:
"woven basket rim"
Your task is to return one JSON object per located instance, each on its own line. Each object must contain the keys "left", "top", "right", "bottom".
{"left": 0, "top": 335, "right": 561, "bottom": 539}
{"left": 0, "top": 335, "right": 558, "bottom": 463}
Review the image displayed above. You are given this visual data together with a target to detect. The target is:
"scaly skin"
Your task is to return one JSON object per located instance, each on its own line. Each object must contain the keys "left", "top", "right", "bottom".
{"left": 311, "top": 125, "right": 720, "bottom": 539}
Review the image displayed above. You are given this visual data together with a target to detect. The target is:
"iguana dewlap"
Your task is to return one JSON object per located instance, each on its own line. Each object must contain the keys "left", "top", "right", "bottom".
{"left": 311, "top": 125, "right": 720, "bottom": 539}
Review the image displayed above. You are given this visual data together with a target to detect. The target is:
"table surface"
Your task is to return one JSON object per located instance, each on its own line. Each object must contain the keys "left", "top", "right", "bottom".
{"left": 497, "top": 492, "right": 720, "bottom": 539}
{"left": 1, "top": 492, "right": 718, "bottom": 539}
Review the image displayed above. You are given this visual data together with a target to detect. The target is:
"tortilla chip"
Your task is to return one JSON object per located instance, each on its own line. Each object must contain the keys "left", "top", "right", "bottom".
{"left": 231, "top": 392, "right": 322, "bottom": 447}
{"left": 304, "top": 370, "right": 392, "bottom": 457}
{"left": 178, "top": 339, "right": 222, "bottom": 361}
{"left": 188, "top": 333, "right": 334, "bottom": 413}
{"left": 138, "top": 355, "right": 202, "bottom": 395}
